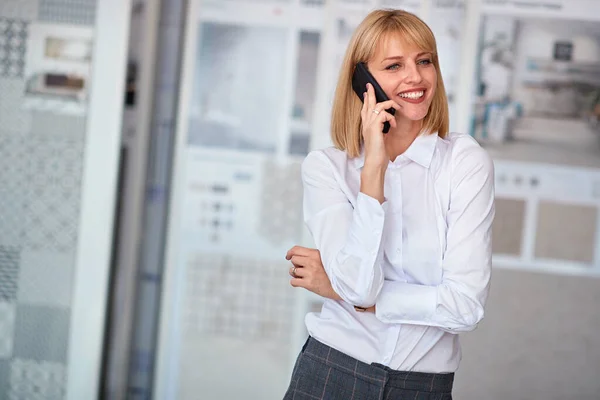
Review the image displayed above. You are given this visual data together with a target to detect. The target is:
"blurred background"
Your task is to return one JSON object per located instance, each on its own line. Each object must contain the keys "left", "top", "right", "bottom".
{"left": 0, "top": 0, "right": 599, "bottom": 399}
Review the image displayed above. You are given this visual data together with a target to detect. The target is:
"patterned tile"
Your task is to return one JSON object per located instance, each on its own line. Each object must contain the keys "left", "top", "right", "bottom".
{"left": 0, "top": 302, "right": 16, "bottom": 358}
{"left": 0, "top": 246, "right": 20, "bottom": 301}
{"left": 9, "top": 358, "right": 66, "bottom": 400}
{"left": 0, "top": 78, "right": 32, "bottom": 132}
{"left": 0, "top": 0, "right": 39, "bottom": 20}
{"left": 0, "top": 133, "right": 29, "bottom": 247}
{"left": 258, "top": 161, "right": 303, "bottom": 245}
{"left": 17, "top": 251, "right": 74, "bottom": 307}
{"left": 184, "top": 254, "right": 295, "bottom": 342}
{"left": 31, "top": 110, "right": 87, "bottom": 139}
{"left": 39, "top": 0, "right": 96, "bottom": 26}
{"left": 23, "top": 135, "right": 84, "bottom": 252}
{"left": 0, "top": 132, "right": 29, "bottom": 190}
{"left": 0, "top": 18, "right": 28, "bottom": 79}
{"left": 12, "top": 305, "right": 69, "bottom": 363}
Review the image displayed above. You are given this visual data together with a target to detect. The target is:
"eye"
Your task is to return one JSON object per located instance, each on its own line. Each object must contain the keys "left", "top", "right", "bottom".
{"left": 385, "top": 63, "right": 400, "bottom": 71}
{"left": 418, "top": 58, "right": 432, "bottom": 65}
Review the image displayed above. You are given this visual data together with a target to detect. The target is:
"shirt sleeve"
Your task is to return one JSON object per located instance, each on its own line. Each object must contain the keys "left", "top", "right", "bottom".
{"left": 375, "top": 141, "right": 495, "bottom": 332}
{"left": 302, "top": 150, "right": 387, "bottom": 307}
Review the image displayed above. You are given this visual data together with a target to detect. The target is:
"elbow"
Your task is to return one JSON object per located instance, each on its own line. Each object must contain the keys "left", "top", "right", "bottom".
{"left": 444, "top": 307, "right": 484, "bottom": 333}
{"left": 332, "top": 280, "right": 382, "bottom": 308}
{"left": 439, "top": 285, "right": 487, "bottom": 333}
{"left": 354, "top": 287, "right": 381, "bottom": 308}
{"left": 328, "top": 253, "right": 384, "bottom": 307}
{"left": 330, "top": 273, "right": 383, "bottom": 308}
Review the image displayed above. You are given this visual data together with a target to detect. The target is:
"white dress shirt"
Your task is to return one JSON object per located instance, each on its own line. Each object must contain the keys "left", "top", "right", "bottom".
{"left": 302, "top": 132, "right": 495, "bottom": 373}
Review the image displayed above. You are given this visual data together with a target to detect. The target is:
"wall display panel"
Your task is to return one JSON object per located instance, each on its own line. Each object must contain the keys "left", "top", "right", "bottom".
{"left": 156, "top": 1, "right": 328, "bottom": 399}
{"left": 465, "top": 0, "right": 600, "bottom": 276}
{"left": 0, "top": 0, "right": 131, "bottom": 399}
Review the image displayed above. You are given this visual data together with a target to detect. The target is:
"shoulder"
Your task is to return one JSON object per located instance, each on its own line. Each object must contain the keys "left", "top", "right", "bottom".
{"left": 441, "top": 132, "right": 494, "bottom": 173}
{"left": 302, "top": 146, "right": 352, "bottom": 178}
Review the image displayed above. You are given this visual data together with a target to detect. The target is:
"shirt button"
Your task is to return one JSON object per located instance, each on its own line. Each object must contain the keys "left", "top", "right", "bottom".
{"left": 396, "top": 248, "right": 400, "bottom": 254}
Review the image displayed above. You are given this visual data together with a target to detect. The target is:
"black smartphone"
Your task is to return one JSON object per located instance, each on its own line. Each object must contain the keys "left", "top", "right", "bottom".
{"left": 351, "top": 62, "right": 395, "bottom": 134}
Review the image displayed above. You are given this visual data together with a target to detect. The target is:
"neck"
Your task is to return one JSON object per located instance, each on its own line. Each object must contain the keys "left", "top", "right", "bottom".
{"left": 385, "top": 118, "right": 423, "bottom": 161}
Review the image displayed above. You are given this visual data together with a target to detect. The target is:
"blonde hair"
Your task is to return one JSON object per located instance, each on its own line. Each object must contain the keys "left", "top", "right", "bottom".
{"left": 331, "top": 9, "right": 449, "bottom": 157}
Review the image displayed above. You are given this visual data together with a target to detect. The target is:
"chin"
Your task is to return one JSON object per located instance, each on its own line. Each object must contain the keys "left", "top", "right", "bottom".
{"left": 401, "top": 108, "right": 430, "bottom": 122}
{"left": 395, "top": 97, "right": 434, "bottom": 122}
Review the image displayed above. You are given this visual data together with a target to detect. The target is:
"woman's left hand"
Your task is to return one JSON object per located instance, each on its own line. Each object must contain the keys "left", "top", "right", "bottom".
{"left": 285, "top": 246, "right": 342, "bottom": 301}
{"left": 286, "top": 246, "right": 376, "bottom": 313}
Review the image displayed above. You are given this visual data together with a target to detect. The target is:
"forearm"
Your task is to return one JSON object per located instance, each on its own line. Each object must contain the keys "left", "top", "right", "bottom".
{"left": 360, "top": 165, "right": 386, "bottom": 204}
{"left": 324, "top": 206, "right": 386, "bottom": 307}
{"left": 374, "top": 279, "right": 488, "bottom": 332}
{"left": 324, "top": 166, "right": 386, "bottom": 305}
{"left": 302, "top": 151, "right": 387, "bottom": 307}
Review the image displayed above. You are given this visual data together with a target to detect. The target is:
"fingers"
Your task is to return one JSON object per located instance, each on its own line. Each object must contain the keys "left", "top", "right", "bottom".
{"left": 364, "top": 84, "right": 400, "bottom": 114}
{"left": 361, "top": 84, "right": 400, "bottom": 135}
{"left": 288, "top": 265, "right": 306, "bottom": 278}
{"left": 365, "top": 108, "right": 397, "bottom": 134}
{"left": 286, "top": 246, "right": 323, "bottom": 291}
{"left": 366, "top": 83, "right": 376, "bottom": 111}
{"left": 380, "top": 109, "right": 397, "bottom": 129}
{"left": 374, "top": 99, "right": 401, "bottom": 113}
{"left": 289, "top": 255, "right": 310, "bottom": 269}
{"left": 290, "top": 277, "right": 306, "bottom": 288}
{"left": 285, "top": 245, "right": 318, "bottom": 260}
{"left": 286, "top": 245, "right": 306, "bottom": 260}
{"left": 388, "top": 113, "right": 397, "bottom": 129}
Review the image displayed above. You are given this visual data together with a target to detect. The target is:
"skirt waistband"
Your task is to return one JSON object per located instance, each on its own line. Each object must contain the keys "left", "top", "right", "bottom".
{"left": 303, "top": 336, "right": 454, "bottom": 393}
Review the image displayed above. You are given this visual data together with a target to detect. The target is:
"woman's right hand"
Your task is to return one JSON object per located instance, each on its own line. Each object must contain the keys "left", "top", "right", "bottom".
{"left": 360, "top": 83, "right": 400, "bottom": 169}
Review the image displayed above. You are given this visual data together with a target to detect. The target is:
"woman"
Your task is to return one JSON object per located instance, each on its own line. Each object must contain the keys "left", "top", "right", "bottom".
{"left": 283, "top": 8, "right": 495, "bottom": 400}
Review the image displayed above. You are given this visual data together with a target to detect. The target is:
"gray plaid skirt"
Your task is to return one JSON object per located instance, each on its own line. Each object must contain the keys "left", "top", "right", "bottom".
{"left": 283, "top": 337, "right": 454, "bottom": 400}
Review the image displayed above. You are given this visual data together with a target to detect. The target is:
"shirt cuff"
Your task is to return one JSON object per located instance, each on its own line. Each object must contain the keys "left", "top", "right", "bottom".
{"left": 346, "top": 192, "right": 388, "bottom": 256}
{"left": 375, "top": 281, "right": 437, "bottom": 324}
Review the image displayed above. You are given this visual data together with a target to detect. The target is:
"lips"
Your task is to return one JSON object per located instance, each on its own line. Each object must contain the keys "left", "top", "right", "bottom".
{"left": 397, "top": 88, "right": 427, "bottom": 104}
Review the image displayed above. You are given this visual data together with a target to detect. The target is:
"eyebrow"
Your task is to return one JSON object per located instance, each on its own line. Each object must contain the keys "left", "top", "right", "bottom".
{"left": 381, "top": 52, "right": 432, "bottom": 63}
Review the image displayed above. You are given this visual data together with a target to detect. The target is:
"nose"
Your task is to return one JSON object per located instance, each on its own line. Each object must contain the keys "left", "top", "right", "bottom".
{"left": 405, "top": 61, "right": 423, "bottom": 84}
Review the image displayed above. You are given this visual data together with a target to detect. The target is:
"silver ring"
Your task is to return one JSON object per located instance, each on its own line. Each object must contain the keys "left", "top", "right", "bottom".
{"left": 292, "top": 266, "right": 297, "bottom": 276}
{"left": 372, "top": 109, "right": 380, "bottom": 115}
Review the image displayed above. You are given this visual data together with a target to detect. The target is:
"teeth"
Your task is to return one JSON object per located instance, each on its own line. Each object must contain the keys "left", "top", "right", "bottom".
{"left": 399, "top": 91, "right": 424, "bottom": 99}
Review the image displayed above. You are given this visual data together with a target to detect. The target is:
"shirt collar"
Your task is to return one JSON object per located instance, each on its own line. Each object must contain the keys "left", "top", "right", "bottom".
{"left": 352, "top": 131, "right": 439, "bottom": 169}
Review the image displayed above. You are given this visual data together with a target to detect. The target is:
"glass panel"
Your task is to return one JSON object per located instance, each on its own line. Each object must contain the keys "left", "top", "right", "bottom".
{"left": 0, "top": 2, "right": 98, "bottom": 398}
{"left": 188, "top": 23, "right": 288, "bottom": 153}
{"left": 160, "top": 10, "right": 322, "bottom": 397}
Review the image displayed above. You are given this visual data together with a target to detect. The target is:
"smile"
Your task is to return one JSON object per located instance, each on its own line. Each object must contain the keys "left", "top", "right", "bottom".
{"left": 397, "top": 89, "right": 427, "bottom": 105}
{"left": 399, "top": 90, "right": 424, "bottom": 99}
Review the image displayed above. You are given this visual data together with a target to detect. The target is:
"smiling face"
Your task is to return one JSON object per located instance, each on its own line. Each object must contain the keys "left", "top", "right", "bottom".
{"left": 367, "top": 33, "right": 437, "bottom": 125}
